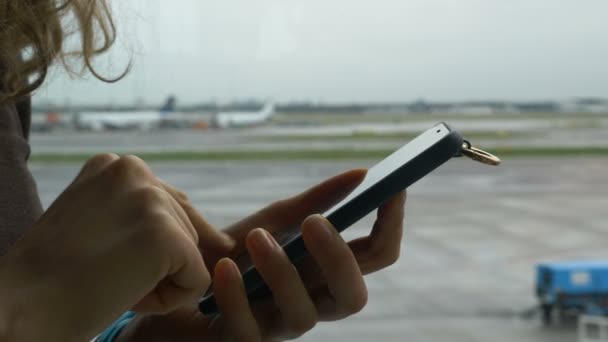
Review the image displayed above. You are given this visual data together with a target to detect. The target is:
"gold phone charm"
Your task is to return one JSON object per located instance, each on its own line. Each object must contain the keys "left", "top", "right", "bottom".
{"left": 457, "top": 140, "right": 501, "bottom": 166}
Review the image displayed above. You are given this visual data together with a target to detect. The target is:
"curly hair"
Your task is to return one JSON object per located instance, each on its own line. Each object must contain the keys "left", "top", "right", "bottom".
{"left": 0, "top": 0, "right": 126, "bottom": 103}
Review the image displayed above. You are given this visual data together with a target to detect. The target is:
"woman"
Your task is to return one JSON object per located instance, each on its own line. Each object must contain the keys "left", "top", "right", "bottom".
{"left": 0, "top": 1, "right": 406, "bottom": 341}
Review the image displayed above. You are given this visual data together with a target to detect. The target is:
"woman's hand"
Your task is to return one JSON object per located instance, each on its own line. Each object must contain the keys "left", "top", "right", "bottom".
{"left": 116, "top": 169, "right": 406, "bottom": 341}
{"left": 0, "top": 154, "right": 211, "bottom": 342}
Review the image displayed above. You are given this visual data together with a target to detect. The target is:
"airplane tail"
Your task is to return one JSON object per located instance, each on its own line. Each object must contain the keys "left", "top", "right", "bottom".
{"left": 160, "top": 96, "right": 177, "bottom": 117}
{"left": 260, "top": 102, "right": 275, "bottom": 119}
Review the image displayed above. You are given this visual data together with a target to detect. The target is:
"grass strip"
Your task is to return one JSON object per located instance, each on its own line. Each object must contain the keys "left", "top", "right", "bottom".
{"left": 251, "top": 131, "right": 528, "bottom": 142}
{"left": 30, "top": 146, "right": 608, "bottom": 163}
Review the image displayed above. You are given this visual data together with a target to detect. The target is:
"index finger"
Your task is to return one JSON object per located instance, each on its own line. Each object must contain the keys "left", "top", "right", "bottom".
{"left": 158, "top": 180, "right": 234, "bottom": 265}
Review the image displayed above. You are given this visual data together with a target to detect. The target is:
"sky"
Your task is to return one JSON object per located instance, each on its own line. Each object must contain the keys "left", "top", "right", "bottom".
{"left": 34, "top": 0, "right": 608, "bottom": 106}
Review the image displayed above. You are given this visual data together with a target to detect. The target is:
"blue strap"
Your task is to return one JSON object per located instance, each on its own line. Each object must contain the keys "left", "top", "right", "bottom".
{"left": 96, "top": 312, "right": 136, "bottom": 342}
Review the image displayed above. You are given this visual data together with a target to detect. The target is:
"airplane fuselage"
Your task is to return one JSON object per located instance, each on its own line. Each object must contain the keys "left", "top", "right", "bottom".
{"left": 75, "top": 111, "right": 164, "bottom": 131}
{"left": 213, "top": 104, "right": 275, "bottom": 129}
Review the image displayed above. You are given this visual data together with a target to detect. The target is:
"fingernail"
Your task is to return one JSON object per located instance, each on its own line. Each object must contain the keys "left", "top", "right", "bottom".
{"left": 251, "top": 229, "right": 276, "bottom": 253}
{"left": 218, "top": 258, "right": 238, "bottom": 279}
{"left": 309, "top": 215, "right": 334, "bottom": 244}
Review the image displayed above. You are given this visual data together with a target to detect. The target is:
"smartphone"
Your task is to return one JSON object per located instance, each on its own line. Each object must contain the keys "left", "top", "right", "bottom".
{"left": 199, "top": 122, "right": 463, "bottom": 316}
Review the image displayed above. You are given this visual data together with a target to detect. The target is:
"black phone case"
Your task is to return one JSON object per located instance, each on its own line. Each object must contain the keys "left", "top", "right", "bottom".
{"left": 199, "top": 124, "right": 463, "bottom": 316}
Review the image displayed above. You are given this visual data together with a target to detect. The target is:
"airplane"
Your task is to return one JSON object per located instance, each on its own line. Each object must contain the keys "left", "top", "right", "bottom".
{"left": 74, "top": 97, "right": 276, "bottom": 131}
{"left": 212, "top": 102, "right": 275, "bottom": 129}
{"left": 74, "top": 96, "right": 180, "bottom": 131}
{"left": 31, "top": 111, "right": 64, "bottom": 132}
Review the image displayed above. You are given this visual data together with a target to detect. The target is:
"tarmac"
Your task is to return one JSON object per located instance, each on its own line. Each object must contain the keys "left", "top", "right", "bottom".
{"left": 29, "top": 114, "right": 608, "bottom": 154}
{"left": 30, "top": 156, "right": 608, "bottom": 341}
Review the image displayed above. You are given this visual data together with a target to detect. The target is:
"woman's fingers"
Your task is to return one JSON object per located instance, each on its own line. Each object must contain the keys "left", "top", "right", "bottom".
{"left": 214, "top": 258, "right": 261, "bottom": 342}
{"left": 72, "top": 153, "right": 120, "bottom": 185}
{"left": 131, "top": 212, "right": 210, "bottom": 314}
{"left": 157, "top": 179, "right": 219, "bottom": 238}
{"left": 348, "top": 191, "right": 406, "bottom": 274}
{"left": 301, "top": 215, "right": 368, "bottom": 320}
{"left": 212, "top": 187, "right": 404, "bottom": 339}
{"left": 158, "top": 186, "right": 199, "bottom": 245}
{"left": 247, "top": 228, "right": 318, "bottom": 338}
{"left": 157, "top": 180, "right": 234, "bottom": 266}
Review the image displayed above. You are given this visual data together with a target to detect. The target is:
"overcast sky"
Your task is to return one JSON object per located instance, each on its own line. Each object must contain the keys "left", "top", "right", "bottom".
{"left": 34, "top": 0, "right": 608, "bottom": 106}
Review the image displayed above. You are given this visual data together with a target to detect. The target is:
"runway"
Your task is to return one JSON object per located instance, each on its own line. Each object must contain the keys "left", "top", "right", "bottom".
{"left": 29, "top": 111, "right": 608, "bottom": 155}
{"left": 30, "top": 157, "right": 608, "bottom": 341}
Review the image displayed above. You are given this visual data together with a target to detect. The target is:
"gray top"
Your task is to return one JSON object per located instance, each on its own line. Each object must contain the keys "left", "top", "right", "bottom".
{"left": 0, "top": 83, "right": 43, "bottom": 256}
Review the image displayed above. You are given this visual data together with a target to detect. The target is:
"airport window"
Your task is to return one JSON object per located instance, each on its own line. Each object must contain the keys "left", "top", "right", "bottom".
{"left": 19, "top": 1, "right": 608, "bottom": 341}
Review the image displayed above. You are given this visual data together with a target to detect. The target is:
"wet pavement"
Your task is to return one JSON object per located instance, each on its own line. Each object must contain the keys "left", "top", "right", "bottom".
{"left": 31, "top": 157, "right": 608, "bottom": 341}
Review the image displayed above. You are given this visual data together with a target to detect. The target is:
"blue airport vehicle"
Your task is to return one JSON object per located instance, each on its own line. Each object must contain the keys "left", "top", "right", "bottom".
{"left": 536, "top": 261, "right": 608, "bottom": 324}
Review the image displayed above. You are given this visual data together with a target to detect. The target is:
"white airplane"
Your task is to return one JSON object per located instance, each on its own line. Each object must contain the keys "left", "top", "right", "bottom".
{"left": 212, "top": 102, "right": 275, "bottom": 129}
{"left": 75, "top": 96, "right": 179, "bottom": 131}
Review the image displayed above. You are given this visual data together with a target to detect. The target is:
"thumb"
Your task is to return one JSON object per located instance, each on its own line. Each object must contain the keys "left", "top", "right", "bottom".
{"left": 224, "top": 168, "right": 368, "bottom": 244}
{"left": 290, "top": 168, "right": 368, "bottom": 214}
